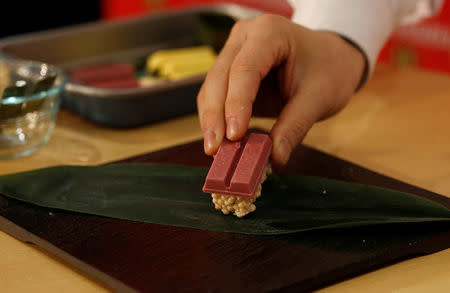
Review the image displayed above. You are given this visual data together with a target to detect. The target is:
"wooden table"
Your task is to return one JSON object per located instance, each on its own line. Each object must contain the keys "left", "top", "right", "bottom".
{"left": 0, "top": 65, "right": 449, "bottom": 292}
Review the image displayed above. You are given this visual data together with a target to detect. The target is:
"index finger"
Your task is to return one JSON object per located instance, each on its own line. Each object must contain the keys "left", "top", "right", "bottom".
{"left": 197, "top": 20, "right": 248, "bottom": 154}
{"left": 224, "top": 16, "right": 290, "bottom": 140}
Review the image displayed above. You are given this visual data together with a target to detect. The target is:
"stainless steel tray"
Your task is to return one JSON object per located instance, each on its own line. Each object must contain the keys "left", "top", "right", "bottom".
{"left": 0, "top": 4, "right": 261, "bottom": 127}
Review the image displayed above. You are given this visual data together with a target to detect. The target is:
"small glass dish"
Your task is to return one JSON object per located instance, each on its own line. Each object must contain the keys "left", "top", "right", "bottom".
{"left": 0, "top": 58, "right": 66, "bottom": 159}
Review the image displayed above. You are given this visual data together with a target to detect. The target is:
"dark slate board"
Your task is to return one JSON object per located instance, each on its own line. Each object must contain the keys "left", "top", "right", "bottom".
{"left": 0, "top": 139, "right": 449, "bottom": 293}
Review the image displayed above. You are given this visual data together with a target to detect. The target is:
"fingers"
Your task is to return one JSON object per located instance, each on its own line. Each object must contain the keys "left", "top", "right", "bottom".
{"left": 198, "top": 14, "right": 294, "bottom": 158}
{"left": 225, "top": 16, "right": 290, "bottom": 141}
{"left": 197, "top": 20, "right": 248, "bottom": 155}
{"left": 197, "top": 84, "right": 222, "bottom": 155}
{"left": 198, "top": 16, "right": 365, "bottom": 163}
{"left": 269, "top": 82, "right": 323, "bottom": 165}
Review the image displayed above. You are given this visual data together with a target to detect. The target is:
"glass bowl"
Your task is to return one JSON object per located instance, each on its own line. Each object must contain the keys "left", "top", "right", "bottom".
{"left": 0, "top": 58, "right": 66, "bottom": 159}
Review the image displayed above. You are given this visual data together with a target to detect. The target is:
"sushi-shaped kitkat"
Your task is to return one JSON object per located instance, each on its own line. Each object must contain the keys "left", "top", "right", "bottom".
{"left": 203, "top": 133, "right": 272, "bottom": 217}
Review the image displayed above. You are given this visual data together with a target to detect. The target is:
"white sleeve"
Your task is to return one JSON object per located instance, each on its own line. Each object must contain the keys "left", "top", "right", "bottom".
{"left": 288, "top": 0, "right": 443, "bottom": 81}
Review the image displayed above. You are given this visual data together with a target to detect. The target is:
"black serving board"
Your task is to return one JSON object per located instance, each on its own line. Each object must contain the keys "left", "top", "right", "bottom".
{"left": 0, "top": 140, "right": 449, "bottom": 293}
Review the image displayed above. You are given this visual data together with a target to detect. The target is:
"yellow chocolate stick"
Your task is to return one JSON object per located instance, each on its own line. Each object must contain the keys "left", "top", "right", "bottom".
{"left": 0, "top": 62, "right": 11, "bottom": 98}
{"left": 146, "top": 45, "right": 216, "bottom": 74}
{"left": 159, "top": 56, "right": 216, "bottom": 80}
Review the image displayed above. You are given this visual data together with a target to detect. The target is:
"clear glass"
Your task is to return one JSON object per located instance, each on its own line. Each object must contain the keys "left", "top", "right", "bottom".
{"left": 0, "top": 58, "right": 66, "bottom": 159}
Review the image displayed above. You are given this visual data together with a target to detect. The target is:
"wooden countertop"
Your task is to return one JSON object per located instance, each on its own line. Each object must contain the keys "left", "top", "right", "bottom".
{"left": 1, "top": 65, "right": 449, "bottom": 292}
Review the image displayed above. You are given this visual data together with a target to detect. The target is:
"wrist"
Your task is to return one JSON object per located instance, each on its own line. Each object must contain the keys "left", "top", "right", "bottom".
{"left": 320, "top": 31, "right": 367, "bottom": 93}
{"left": 338, "top": 35, "right": 369, "bottom": 92}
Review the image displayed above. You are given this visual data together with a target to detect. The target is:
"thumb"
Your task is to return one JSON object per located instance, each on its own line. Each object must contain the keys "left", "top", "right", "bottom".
{"left": 270, "top": 89, "right": 323, "bottom": 165}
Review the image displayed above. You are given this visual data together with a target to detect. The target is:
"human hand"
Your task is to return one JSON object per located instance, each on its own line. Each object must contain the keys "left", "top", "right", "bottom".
{"left": 197, "top": 14, "right": 365, "bottom": 165}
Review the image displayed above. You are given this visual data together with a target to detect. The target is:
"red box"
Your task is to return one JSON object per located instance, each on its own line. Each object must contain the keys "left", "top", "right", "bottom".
{"left": 378, "top": 0, "right": 450, "bottom": 73}
{"left": 101, "top": 0, "right": 292, "bottom": 20}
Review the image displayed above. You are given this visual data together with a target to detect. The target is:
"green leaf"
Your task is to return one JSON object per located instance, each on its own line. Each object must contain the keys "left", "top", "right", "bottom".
{"left": 0, "top": 163, "right": 449, "bottom": 235}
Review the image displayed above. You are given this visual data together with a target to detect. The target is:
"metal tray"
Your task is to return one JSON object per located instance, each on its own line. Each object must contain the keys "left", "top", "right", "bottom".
{"left": 0, "top": 4, "right": 261, "bottom": 127}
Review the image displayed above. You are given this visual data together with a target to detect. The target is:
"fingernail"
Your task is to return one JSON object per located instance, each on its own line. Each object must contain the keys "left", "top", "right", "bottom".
{"left": 227, "top": 117, "right": 239, "bottom": 140}
{"left": 204, "top": 129, "right": 216, "bottom": 154}
{"left": 276, "top": 137, "right": 292, "bottom": 165}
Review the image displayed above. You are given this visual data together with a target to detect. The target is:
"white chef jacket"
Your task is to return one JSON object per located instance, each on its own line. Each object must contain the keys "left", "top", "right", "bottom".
{"left": 288, "top": 0, "right": 443, "bottom": 82}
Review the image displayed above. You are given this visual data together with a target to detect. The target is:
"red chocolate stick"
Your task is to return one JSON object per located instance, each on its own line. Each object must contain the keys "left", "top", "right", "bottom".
{"left": 69, "top": 63, "right": 138, "bottom": 87}
{"left": 88, "top": 78, "right": 139, "bottom": 89}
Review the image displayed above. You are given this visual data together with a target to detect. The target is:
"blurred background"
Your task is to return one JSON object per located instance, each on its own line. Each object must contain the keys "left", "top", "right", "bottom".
{"left": 0, "top": 0, "right": 448, "bottom": 74}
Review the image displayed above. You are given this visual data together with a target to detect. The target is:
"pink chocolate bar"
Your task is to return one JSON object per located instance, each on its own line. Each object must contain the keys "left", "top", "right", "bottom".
{"left": 88, "top": 78, "right": 139, "bottom": 89}
{"left": 203, "top": 133, "right": 272, "bottom": 198}
{"left": 69, "top": 63, "right": 136, "bottom": 84}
